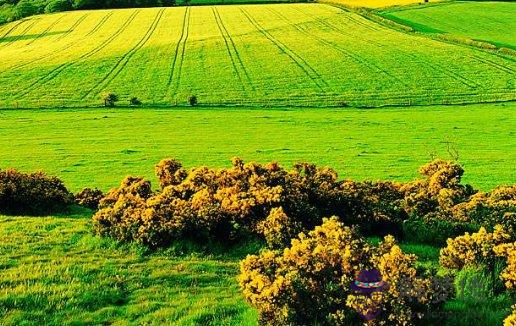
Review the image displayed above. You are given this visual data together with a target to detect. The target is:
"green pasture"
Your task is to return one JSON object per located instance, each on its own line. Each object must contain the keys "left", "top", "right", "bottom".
{"left": 0, "top": 103, "right": 514, "bottom": 192}
{"left": 0, "top": 3, "right": 514, "bottom": 108}
{"left": 381, "top": 1, "right": 516, "bottom": 49}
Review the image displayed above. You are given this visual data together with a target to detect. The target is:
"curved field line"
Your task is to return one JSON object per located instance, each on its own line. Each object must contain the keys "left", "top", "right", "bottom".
{"left": 303, "top": 8, "right": 481, "bottom": 90}
{"left": 212, "top": 7, "right": 247, "bottom": 94}
{"left": 25, "top": 15, "right": 66, "bottom": 46}
{"left": 163, "top": 7, "right": 190, "bottom": 100}
{"left": 14, "top": 11, "right": 140, "bottom": 100}
{"left": 213, "top": 7, "right": 255, "bottom": 93}
{"left": 0, "top": 20, "right": 24, "bottom": 39}
{"left": 0, "top": 19, "right": 38, "bottom": 50}
{"left": 240, "top": 8, "right": 328, "bottom": 92}
{"left": 54, "top": 13, "right": 89, "bottom": 41}
{"left": 470, "top": 55, "right": 515, "bottom": 75}
{"left": 82, "top": 8, "right": 166, "bottom": 99}
{"left": 288, "top": 7, "right": 412, "bottom": 88}
{"left": 6, "top": 12, "right": 109, "bottom": 73}
{"left": 85, "top": 11, "right": 114, "bottom": 37}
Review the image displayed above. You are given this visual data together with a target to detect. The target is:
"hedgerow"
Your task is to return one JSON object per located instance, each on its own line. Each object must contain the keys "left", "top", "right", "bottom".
{"left": 0, "top": 168, "right": 72, "bottom": 215}
{"left": 92, "top": 158, "right": 515, "bottom": 248}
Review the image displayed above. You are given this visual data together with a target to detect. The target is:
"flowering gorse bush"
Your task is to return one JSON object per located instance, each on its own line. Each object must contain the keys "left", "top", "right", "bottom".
{"left": 92, "top": 158, "right": 515, "bottom": 249}
{"left": 75, "top": 187, "right": 104, "bottom": 210}
{"left": 239, "top": 217, "right": 452, "bottom": 325}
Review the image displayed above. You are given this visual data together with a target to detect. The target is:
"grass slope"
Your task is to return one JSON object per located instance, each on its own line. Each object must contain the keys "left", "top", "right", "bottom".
{"left": 0, "top": 214, "right": 258, "bottom": 325}
{"left": 1, "top": 214, "right": 510, "bottom": 325}
{"left": 0, "top": 103, "right": 514, "bottom": 192}
{"left": 0, "top": 4, "right": 514, "bottom": 108}
{"left": 320, "top": 0, "right": 441, "bottom": 9}
{"left": 382, "top": 1, "right": 516, "bottom": 49}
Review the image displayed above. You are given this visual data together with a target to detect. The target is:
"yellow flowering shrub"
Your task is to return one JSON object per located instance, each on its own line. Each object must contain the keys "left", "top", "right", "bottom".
{"left": 439, "top": 225, "right": 512, "bottom": 270}
{"left": 504, "top": 305, "right": 516, "bottom": 326}
{"left": 239, "top": 217, "right": 452, "bottom": 325}
{"left": 493, "top": 242, "right": 516, "bottom": 290}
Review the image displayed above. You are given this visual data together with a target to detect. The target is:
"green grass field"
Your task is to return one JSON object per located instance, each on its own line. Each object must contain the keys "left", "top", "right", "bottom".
{"left": 381, "top": 1, "right": 516, "bottom": 49}
{"left": 1, "top": 213, "right": 510, "bottom": 325}
{"left": 0, "top": 214, "right": 259, "bottom": 325}
{"left": 0, "top": 3, "right": 514, "bottom": 108}
{"left": 0, "top": 102, "right": 514, "bottom": 192}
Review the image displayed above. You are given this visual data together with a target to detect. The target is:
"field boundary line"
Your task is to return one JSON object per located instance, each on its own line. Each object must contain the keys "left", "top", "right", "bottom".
{"left": 163, "top": 7, "right": 190, "bottom": 101}
{"left": 13, "top": 10, "right": 140, "bottom": 100}
{"left": 240, "top": 7, "right": 328, "bottom": 92}
{"left": 212, "top": 7, "right": 254, "bottom": 95}
{"left": 82, "top": 8, "right": 166, "bottom": 99}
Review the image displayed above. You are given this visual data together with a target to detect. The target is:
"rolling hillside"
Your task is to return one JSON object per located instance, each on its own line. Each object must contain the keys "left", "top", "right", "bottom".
{"left": 382, "top": 1, "right": 516, "bottom": 49}
{"left": 0, "top": 3, "right": 514, "bottom": 108}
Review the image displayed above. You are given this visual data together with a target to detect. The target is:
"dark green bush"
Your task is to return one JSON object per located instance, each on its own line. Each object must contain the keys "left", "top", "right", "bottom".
{"left": 44, "top": 0, "right": 71, "bottom": 13}
{"left": 402, "top": 218, "right": 479, "bottom": 246}
{"left": 0, "top": 168, "right": 72, "bottom": 214}
{"left": 75, "top": 187, "right": 104, "bottom": 210}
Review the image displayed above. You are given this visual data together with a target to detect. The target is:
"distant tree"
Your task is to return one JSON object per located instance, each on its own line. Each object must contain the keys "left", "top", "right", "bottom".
{"left": 188, "top": 95, "right": 198, "bottom": 106}
{"left": 102, "top": 92, "right": 119, "bottom": 107}
{"left": 129, "top": 97, "right": 142, "bottom": 105}
{"left": 44, "top": 0, "right": 72, "bottom": 13}
{"left": 15, "top": 0, "right": 38, "bottom": 18}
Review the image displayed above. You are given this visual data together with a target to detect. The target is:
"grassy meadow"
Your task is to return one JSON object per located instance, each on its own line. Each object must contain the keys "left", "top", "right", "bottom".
{"left": 0, "top": 103, "right": 514, "bottom": 192}
{"left": 1, "top": 213, "right": 511, "bottom": 325}
{"left": 0, "top": 214, "right": 258, "bottom": 325}
{"left": 0, "top": 4, "right": 514, "bottom": 108}
{"left": 382, "top": 1, "right": 516, "bottom": 49}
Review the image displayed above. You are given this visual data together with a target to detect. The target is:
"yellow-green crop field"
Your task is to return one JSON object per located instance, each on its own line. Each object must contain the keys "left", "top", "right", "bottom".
{"left": 0, "top": 3, "right": 514, "bottom": 108}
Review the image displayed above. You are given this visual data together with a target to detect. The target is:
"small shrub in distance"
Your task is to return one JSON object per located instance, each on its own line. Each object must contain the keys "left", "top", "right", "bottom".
{"left": 188, "top": 95, "right": 198, "bottom": 106}
{"left": 129, "top": 97, "right": 142, "bottom": 106}
{"left": 101, "top": 92, "right": 119, "bottom": 107}
{"left": 75, "top": 187, "right": 104, "bottom": 210}
{"left": 0, "top": 168, "right": 72, "bottom": 215}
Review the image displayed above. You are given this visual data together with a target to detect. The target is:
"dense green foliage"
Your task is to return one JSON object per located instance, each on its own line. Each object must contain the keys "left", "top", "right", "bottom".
{"left": 0, "top": 103, "right": 514, "bottom": 192}
{"left": 0, "top": 4, "right": 514, "bottom": 108}
{"left": 381, "top": 1, "right": 516, "bottom": 49}
{"left": 0, "top": 168, "right": 72, "bottom": 214}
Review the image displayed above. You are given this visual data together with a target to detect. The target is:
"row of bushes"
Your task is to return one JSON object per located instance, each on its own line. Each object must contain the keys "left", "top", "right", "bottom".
{"left": 0, "top": 0, "right": 174, "bottom": 25}
{"left": 92, "top": 158, "right": 515, "bottom": 249}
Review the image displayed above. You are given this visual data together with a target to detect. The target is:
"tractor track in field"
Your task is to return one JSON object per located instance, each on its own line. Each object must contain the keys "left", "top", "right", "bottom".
{"left": 305, "top": 8, "right": 482, "bottom": 90}
{"left": 470, "top": 55, "right": 515, "bottom": 75}
{"left": 5, "top": 12, "right": 108, "bottom": 73}
{"left": 85, "top": 11, "right": 113, "bottom": 37}
{"left": 240, "top": 8, "right": 328, "bottom": 92}
{"left": 14, "top": 10, "right": 139, "bottom": 100}
{"left": 0, "top": 20, "right": 24, "bottom": 39}
{"left": 54, "top": 13, "right": 89, "bottom": 41}
{"left": 212, "top": 7, "right": 254, "bottom": 95}
{"left": 25, "top": 14, "right": 65, "bottom": 46}
{"left": 82, "top": 8, "right": 165, "bottom": 100}
{"left": 289, "top": 7, "right": 411, "bottom": 88}
{"left": 0, "top": 19, "right": 38, "bottom": 50}
{"left": 163, "top": 7, "right": 190, "bottom": 100}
